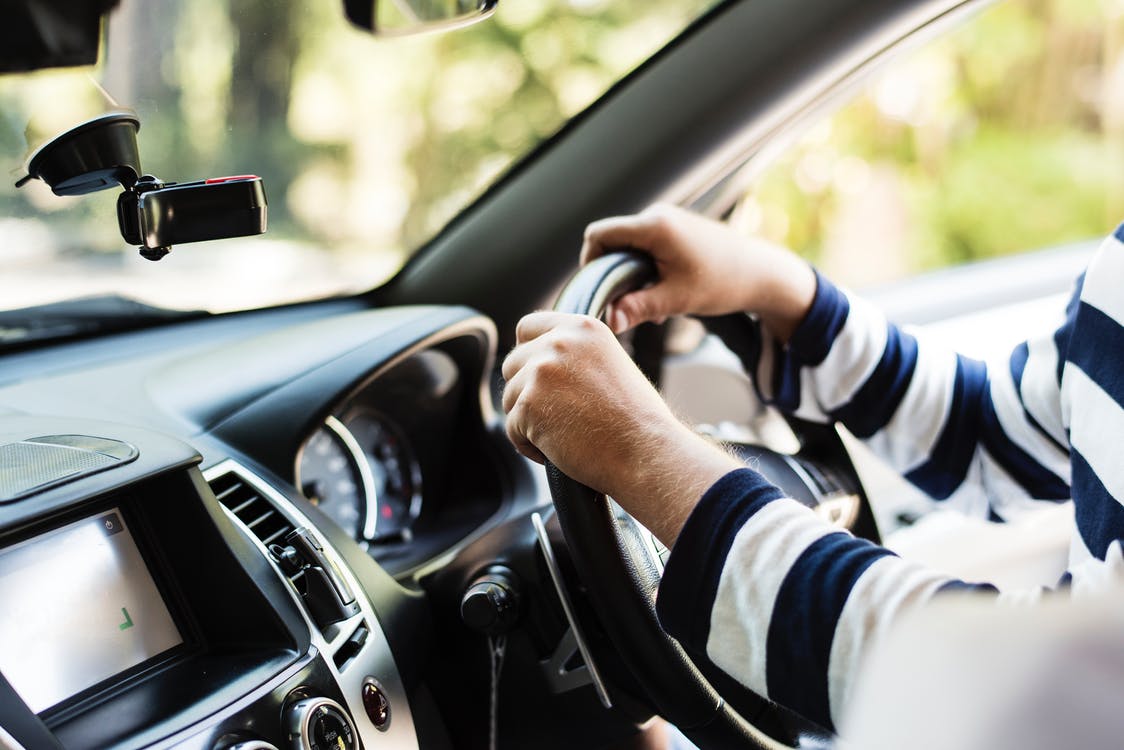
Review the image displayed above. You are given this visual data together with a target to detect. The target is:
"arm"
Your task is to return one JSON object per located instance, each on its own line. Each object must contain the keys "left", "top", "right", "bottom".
{"left": 654, "top": 468, "right": 1004, "bottom": 732}
{"left": 502, "top": 205, "right": 1080, "bottom": 730}
{"left": 759, "top": 270, "right": 1073, "bottom": 514}
{"left": 501, "top": 314, "right": 992, "bottom": 731}
{"left": 583, "top": 204, "right": 1073, "bottom": 515}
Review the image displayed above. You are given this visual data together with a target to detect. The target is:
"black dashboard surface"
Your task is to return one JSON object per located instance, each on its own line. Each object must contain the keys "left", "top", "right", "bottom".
{"left": 0, "top": 299, "right": 534, "bottom": 750}
{"left": 0, "top": 299, "right": 517, "bottom": 568}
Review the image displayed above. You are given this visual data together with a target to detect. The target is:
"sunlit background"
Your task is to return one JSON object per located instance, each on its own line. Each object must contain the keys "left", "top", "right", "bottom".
{"left": 1, "top": 0, "right": 1123, "bottom": 313}
{"left": 735, "top": 0, "right": 1124, "bottom": 288}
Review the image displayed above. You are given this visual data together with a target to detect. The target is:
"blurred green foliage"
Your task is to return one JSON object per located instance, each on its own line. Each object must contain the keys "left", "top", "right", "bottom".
{"left": 3, "top": 0, "right": 1122, "bottom": 309}
{"left": 744, "top": 0, "right": 1124, "bottom": 286}
{"left": 0, "top": 0, "right": 715, "bottom": 262}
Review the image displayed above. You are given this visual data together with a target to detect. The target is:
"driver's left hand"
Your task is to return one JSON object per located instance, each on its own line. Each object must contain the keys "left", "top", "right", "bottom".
{"left": 502, "top": 311, "right": 740, "bottom": 546}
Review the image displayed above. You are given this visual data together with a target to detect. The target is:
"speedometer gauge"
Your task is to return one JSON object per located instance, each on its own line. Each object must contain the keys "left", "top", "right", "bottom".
{"left": 343, "top": 410, "right": 423, "bottom": 541}
{"left": 296, "top": 416, "right": 374, "bottom": 540}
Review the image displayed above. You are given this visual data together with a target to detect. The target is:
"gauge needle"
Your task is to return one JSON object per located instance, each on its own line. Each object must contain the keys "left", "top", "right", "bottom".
{"left": 301, "top": 483, "right": 321, "bottom": 505}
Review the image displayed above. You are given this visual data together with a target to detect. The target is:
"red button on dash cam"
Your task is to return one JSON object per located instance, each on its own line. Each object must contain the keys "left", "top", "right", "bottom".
{"left": 205, "top": 175, "right": 259, "bottom": 184}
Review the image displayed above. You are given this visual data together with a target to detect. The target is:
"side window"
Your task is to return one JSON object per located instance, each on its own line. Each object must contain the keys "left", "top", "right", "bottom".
{"left": 731, "top": 0, "right": 1120, "bottom": 290}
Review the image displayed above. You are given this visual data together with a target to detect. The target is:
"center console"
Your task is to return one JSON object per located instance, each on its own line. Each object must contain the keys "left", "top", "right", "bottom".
{"left": 0, "top": 417, "right": 418, "bottom": 750}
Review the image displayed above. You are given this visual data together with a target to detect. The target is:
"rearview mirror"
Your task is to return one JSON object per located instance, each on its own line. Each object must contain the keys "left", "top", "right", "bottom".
{"left": 343, "top": 0, "right": 497, "bottom": 35}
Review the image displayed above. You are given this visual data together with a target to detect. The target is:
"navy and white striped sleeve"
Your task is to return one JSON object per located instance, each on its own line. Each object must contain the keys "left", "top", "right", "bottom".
{"left": 752, "top": 270, "right": 1074, "bottom": 517}
{"left": 656, "top": 469, "right": 993, "bottom": 731}
{"left": 653, "top": 270, "right": 1090, "bottom": 730}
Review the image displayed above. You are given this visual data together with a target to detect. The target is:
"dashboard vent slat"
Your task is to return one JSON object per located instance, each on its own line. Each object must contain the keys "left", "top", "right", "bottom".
{"left": 260, "top": 526, "right": 290, "bottom": 546}
{"left": 208, "top": 471, "right": 295, "bottom": 547}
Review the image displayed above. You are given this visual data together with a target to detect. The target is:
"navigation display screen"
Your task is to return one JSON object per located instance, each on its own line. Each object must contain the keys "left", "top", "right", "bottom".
{"left": 0, "top": 509, "right": 183, "bottom": 712}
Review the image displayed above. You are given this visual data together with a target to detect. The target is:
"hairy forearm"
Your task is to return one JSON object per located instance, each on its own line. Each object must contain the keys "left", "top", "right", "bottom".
{"left": 607, "top": 420, "right": 742, "bottom": 548}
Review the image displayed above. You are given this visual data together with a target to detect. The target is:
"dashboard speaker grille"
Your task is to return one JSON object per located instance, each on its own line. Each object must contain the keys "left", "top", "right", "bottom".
{"left": 0, "top": 435, "right": 138, "bottom": 503}
{"left": 208, "top": 470, "right": 294, "bottom": 546}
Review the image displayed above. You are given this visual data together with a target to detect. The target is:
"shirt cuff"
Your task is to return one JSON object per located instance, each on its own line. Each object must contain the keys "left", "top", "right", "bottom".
{"left": 656, "top": 468, "right": 785, "bottom": 652}
{"left": 786, "top": 269, "right": 850, "bottom": 366}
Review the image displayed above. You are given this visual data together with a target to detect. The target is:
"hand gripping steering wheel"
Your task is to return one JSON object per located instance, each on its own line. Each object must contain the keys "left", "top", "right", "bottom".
{"left": 546, "top": 251, "right": 875, "bottom": 749}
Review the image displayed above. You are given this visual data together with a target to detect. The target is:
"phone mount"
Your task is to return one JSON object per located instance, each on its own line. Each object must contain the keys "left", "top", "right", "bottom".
{"left": 16, "top": 112, "right": 267, "bottom": 261}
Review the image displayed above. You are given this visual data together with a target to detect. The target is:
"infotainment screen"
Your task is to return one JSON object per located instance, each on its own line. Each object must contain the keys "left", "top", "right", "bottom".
{"left": 0, "top": 509, "right": 184, "bottom": 713}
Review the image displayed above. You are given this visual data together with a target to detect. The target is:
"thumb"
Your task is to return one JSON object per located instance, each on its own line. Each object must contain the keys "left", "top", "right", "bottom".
{"left": 607, "top": 288, "right": 666, "bottom": 333}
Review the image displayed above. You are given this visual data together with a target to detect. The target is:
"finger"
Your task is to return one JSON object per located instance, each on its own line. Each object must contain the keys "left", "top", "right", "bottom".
{"left": 606, "top": 287, "right": 669, "bottom": 333}
{"left": 511, "top": 435, "right": 546, "bottom": 464}
{"left": 500, "top": 361, "right": 532, "bottom": 414}
{"left": 504, "top": 402, "right": 546, "bottom": 464}
{"left": 580, "top": 212, "right": 663, "bottom": 266}
{"left": 515, "top": 311, "right": 594, "bottom": 343}
{"left": 604, "top": 303, "right": 628, "bottom": 334}
{"left": 515, "top": 311, "right": 562, "bottom": 344}
{"left": 501, "top": 340, "right": 534, "bottom": 383}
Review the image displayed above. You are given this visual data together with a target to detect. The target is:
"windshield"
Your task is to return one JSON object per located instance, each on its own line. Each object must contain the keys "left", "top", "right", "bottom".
{"left": 0, "top": 0, "right": 716, "bottom": 319}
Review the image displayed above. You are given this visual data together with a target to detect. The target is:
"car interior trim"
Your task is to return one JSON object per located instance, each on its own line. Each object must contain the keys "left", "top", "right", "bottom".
{"left": 296, "top": 313, "right": 499, "bottom": 440}
{"left": 294, "top": 415, "right": 381, "bottom": 541}
{"left": 678, "top": 0, "right": 989, "bottom": 215}
{"left": 149, "top": 654, "right": 312, "bottom": 750}
{"left": 0, "top": 717, "right": 29, "bottom": 750}
{"left": 531, "top": 511, "right": 614, "bottom": 710}
{"left": 201, "top": 459, "right": 421, "bottom": 750}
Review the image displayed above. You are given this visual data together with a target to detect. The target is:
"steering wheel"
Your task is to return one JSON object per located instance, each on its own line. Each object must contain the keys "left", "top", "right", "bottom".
{"left": 546, "top": 251, "right": 878, "bottom": 749}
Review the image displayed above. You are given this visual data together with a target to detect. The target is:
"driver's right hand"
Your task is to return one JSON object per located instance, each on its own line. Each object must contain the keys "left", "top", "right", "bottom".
{"left": 501, "top": 310, "right": 740, "bottom": 547}
{"left": 581, "top": 203, "right": 818, "bottom": 342}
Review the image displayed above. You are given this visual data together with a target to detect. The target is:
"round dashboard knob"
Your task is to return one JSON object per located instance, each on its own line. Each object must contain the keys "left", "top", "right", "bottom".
{"left": 286, "top": 697, "right": 358, "bottom": 750}
{"left": 460, "top": 566, "right": 519, "bottom": 635}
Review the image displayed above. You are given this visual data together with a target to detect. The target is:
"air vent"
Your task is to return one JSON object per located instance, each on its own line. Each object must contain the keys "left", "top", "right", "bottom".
{"left": 208, "top": 470, "right": 294, "bottom": 546}
{"left": 207, "top": 466, "right": 361, "bottom": 630}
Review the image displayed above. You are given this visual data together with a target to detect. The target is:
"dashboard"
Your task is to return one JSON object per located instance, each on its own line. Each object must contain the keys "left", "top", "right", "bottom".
{"left": 0, "top": 300, "right": 536, "bottom": 750}
{"left": 0, "top": 295, "right": 867, "bottom": 750}
{"left": 295, "top": 346, "right": 483, "bottom": 573}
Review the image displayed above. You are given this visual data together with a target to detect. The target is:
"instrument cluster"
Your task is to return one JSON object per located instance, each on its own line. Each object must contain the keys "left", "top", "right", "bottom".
{"left": 293, "top": 345, "right": 477, "bottom": 569}
{"left": 297, "top": 409, "right": 423, "bottom": 545}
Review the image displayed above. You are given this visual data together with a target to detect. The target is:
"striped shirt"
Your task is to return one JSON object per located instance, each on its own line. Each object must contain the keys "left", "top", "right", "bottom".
{"left": 655, "top": 225, "right": 1124, "bottom": 732}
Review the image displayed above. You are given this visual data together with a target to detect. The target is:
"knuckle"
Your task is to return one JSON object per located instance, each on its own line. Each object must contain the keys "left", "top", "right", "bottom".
{"left": 575, "top": 316, "right": 599, "bottom": 334}
{"left": 548, "top": 337, "right": 569, "bottom": 357}
{"left": 584, "top": 316, "right": 613, "bottom": 340}
{"left": 647, "top": 213, "right": 672, "bottom": 242}
{"left": 517, "top": 379, "right": 542, "bottom": 412}
{"left": 505, "top": 411, "right": 524, "bottom": 439}
{"left": 514, "top": 317, "right": 530, "bottom": 342}
{"left": 500, "top": 354, "right": 517, "bottom": 380}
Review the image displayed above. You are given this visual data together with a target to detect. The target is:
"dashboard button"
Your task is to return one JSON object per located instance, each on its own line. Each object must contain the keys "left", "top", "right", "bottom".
{"left": 361, "top": 678, "right": 391, "bottom": 730}
{"left": 286, "top": 697, "right": 357, "bottom": 750}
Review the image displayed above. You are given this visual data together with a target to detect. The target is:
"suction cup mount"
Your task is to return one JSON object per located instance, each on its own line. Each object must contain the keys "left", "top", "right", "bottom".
{"left": 17, "top": 112, "right": 267, "bottom": 261}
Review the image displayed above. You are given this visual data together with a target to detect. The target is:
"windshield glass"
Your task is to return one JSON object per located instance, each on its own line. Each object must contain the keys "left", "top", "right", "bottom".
{"left": 0, "top": 0, "right": 717, "bottom": 318}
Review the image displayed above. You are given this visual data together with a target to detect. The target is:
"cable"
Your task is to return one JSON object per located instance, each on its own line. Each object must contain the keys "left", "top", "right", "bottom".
{"left": 487, "top": 633, "right": 508, "bottom": 750}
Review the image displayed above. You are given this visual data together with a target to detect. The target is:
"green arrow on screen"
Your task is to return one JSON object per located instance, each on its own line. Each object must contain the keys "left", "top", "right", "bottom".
{"left": 118, "top": 607, "right": 134, "bottom": 631}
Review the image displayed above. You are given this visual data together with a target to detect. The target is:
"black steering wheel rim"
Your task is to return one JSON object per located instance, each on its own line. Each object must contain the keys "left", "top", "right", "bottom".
{"left": 546, "top": 251, "right": 841, "bottom": 750}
